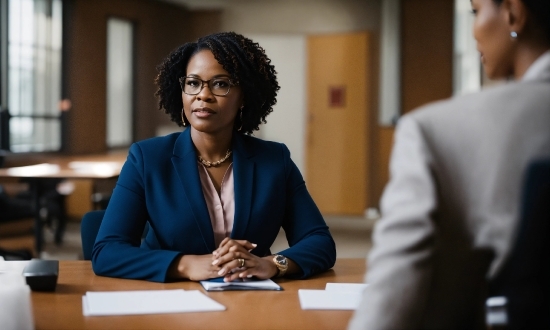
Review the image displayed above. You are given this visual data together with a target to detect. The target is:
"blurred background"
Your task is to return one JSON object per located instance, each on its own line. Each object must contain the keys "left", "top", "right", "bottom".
{"left": 0, "top": 0, "right": 487, "bottom": 260}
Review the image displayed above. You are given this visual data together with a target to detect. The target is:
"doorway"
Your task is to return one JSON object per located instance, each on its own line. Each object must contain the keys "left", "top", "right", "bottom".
{"left": 306, "top": 32, "right": 373, "bottom": 215}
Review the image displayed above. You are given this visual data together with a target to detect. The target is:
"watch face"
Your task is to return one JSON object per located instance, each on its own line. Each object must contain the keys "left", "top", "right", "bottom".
{"left": 276, "top": 255, "right": 287, "bottom": 266}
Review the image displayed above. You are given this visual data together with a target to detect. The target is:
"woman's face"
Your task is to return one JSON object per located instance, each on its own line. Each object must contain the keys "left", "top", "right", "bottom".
{"left": 472, "top": 0, "right": 516, "bottom": 79}
{"left": 182, "top": 50, "right": 243, "bottom": 135}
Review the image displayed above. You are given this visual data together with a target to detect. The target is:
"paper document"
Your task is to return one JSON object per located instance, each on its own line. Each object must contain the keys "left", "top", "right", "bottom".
{"left": 298, "top": 282, "right": 368, "bottom": 310}
{"left": 200, "top": 277, "right": 282, "bottom": 291}
{"left": 0, "top": 260, "right": 29, "bottom": 274}
{"left": 325, "top": 283, "right": 369, "bottom": 293}
{"left": 82, "top": 290, "right": 225, "bottom": 316}
{"left": 298, "top": 290, "right": 363, "bottom": 310}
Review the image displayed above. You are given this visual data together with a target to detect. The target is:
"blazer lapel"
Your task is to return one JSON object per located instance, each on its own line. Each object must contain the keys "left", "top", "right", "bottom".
{"left": 171, "top": 129, "right": 216, "bottom": 251}
{"left": 231, "top": 133, "right": 255, "bottom": 240}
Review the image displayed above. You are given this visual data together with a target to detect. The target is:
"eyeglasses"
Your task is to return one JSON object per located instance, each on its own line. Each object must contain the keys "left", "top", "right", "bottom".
{"left": 179, "top": 76, "right": 236, "bottom": 96}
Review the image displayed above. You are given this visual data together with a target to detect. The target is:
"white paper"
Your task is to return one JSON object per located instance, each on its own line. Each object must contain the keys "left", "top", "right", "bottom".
{"left": 0, "top": 260, "right": 30, "bottom": 274}
{"left": 82, "top": 290, "right": 225, "bottom": 316}
{"left": 200, "top": 278, "right": 282, "bottom": 291}
{"left": 325, "top": 282, "right": 369, "bottom": 293}
{"left": 298, "top": 289, "right": 363, "bottom": 310}
{"left": 0, "top": 273, "right": 34, "bottom": 330}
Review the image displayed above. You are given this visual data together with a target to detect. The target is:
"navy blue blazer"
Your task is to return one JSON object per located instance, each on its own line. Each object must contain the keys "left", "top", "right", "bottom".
{"left": 92, "top": 129, "right": 336, "bottom": 282}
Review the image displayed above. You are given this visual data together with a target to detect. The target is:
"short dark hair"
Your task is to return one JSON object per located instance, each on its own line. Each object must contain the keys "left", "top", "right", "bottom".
{"left": 155, "top": 32, "right": 280, "bottom": 135}
{"left": 493, "top": 0, "right": 550, "bottom": 42}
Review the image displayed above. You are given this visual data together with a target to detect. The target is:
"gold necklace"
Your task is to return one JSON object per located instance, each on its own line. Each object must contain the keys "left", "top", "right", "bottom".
{"left": 198, "top": 150, "right": 232, "bottom": 167}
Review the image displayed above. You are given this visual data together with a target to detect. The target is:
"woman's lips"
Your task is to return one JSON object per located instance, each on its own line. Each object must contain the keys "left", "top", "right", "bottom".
{"left": 192, "top": 107, "right": 215, "bottom": 118}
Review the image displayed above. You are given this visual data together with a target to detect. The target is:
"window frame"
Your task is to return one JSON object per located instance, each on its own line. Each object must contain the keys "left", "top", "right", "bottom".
{"left": 0, "top": 0, "right": 66, "bottom": 154}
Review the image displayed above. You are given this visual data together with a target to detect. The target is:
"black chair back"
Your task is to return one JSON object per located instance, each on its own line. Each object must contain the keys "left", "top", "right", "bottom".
{"left": 81, "top": 210, "right": 105, "bottom": 260}
{"left": 488, "top": 158, "right": 550, "bottom": 329}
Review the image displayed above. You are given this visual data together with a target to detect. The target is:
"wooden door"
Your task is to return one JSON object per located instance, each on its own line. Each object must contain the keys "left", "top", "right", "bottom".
{"left": 306, "top": 32, "right": 372, "bottom": 215}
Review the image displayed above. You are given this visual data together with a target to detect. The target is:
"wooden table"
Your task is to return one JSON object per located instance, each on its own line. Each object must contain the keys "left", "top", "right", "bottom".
{"left": 31, "top": 259, "right": 366, "bottom": 330}
{"left": 0, "top": 152, "right": 126, "bottom": 252}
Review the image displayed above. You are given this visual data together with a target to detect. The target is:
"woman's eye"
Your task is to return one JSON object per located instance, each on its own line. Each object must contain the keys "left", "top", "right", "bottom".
{"left": 212, "top": 80, "right": 229, "bottom": 88}
{"left": 470, "top": 9, "right": 477, "bottom": 16}
{"left": 186, "top": 79, "right": 200, "bottom": 87}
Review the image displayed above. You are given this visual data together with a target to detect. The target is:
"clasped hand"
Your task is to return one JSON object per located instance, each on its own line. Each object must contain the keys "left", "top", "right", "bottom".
{"left": 211, "top": 238, "right": 278, "bottom": 282}
{"left": 173, "top": 238, "right": 278, "bottom": 281}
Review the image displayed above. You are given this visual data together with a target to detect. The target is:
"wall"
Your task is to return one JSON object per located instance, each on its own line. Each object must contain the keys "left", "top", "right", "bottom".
{"left": 63, "top": 0, "right": 191, "bottom": 154}
{"left": 220, "top": 0, "right": 380, "bottom": 34}
{"left": 221, "top": 0, "right": 381, "bottom": 184}
{"left": 401, "top": 0, "right": 454, "bottom": 114}
{"left": 246, "top": 34, "right": 307, "bottom": 173}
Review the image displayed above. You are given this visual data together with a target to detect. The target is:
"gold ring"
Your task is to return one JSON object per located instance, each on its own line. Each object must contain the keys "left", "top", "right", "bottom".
{"left": 238, "top": 258, "right": 245, "bottom": 268}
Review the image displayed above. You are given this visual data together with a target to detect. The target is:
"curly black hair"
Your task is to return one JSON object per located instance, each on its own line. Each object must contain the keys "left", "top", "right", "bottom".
{"left": 154, "top": 32, "right": 280, "bottom": 135}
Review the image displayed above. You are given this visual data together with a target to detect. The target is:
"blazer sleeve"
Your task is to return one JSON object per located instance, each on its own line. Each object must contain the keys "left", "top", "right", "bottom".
{"left": 349, "top": 116, "right": 438, "bottom": 329}
{"left": 91, "top": 143, "right": 182, "bottom": 283}
{"left": 276, "top": 144, "right": 337, "bottom": 278}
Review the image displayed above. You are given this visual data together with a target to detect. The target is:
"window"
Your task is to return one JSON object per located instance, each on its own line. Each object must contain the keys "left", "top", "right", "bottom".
{"left": 0, "top": 0, "right": 63, "bottom": 152}
{"left": 454, "top": 0, "right": 481, "bottom": 95}
{"left": 378, "top": 0, "right": 401, "bottom": 126}
{"left": 106, "top": 18, "right": 134, "bottom": 148}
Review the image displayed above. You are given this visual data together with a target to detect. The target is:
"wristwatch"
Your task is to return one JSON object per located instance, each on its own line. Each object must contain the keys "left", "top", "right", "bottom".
{"left": 272, "top": 254, "right": 288, "bottom": 277}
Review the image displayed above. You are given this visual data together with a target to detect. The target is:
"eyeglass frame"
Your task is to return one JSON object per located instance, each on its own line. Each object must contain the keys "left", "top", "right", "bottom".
{"left": 178, "top": 76, "right": 238, "bottom": 97}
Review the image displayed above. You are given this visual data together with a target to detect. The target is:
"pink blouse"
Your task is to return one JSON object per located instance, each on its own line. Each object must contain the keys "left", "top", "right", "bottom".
{"left": 197, "top": 162, "right": 235, "bottom": 247}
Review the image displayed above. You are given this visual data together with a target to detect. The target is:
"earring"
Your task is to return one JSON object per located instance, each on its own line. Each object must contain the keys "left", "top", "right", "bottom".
{"left": 510, "top": 31, "right": 518, "bottom": 39}
{"left": 181, "top": 108, "right": 187, "bottom": 127}
{"left": 237, "top": 105, "right": 244, "bottom": 132}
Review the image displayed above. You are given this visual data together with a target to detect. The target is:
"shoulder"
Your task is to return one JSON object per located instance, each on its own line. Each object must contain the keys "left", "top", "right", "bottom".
{"left": 408, "top": 80, "right": 548, "bottom": 121}
{"left": 400, "top": 80, "right": 550, "bottom": 135}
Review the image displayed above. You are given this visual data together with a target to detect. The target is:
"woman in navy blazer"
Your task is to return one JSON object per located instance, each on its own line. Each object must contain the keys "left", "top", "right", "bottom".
{"left": 92, "top": 32, "right": 336, "bottom": 283}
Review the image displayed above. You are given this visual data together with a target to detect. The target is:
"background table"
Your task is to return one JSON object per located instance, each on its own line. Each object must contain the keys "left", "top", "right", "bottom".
{"left": 0, "top": 152, "right": 126, "bottom": 252}
{"left": 31, "top": 258, "right": 366, "bottom": 330}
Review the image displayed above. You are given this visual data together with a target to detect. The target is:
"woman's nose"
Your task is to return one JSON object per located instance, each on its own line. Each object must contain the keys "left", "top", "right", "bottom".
{"left": 196, "top": 82, "right": 214, "bottom": 101}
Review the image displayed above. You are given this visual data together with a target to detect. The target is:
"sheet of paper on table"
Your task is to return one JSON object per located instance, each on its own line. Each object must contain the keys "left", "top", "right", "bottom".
{"left": 325, "top": 282, "right": 369, "bottom": 293}
{"left": 298, "top": 283, "right": 369, "bottom": 310}
{"left": 82, "top": 290, "right": 225, "bottom": 316}
{"left": 0, "top": 259, "right": 29, "bottom": 274}
{"left": 0, "top": 271, "right": 34, "bottom": 330}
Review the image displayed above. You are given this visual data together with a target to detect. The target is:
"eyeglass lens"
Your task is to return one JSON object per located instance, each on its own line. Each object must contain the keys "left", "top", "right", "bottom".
{"left": 181, "top": 77, "right": 232, "bottom": 96}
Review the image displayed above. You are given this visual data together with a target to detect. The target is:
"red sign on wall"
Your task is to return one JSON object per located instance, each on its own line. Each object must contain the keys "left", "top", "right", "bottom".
{"left": 329, "top": 86, "right": 346, "bottom": 108}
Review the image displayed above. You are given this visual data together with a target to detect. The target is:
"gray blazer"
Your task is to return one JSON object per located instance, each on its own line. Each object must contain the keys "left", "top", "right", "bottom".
{"left": 349, "top": 52, "right": 550, "bottom": 330}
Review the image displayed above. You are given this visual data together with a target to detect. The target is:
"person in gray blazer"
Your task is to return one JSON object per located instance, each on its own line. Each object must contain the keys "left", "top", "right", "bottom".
{"left": 349, "top": 0, "right": 550, "bottom": 329}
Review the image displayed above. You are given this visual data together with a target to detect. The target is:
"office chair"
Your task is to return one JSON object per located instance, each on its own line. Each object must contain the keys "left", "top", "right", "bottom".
{"left": 80, "top": 210, "right": 105, "bottom": 260}
{"left": 0, "top": 184, "right": 34, "bottom": 260}
{"left": 487, "top": 158, "right": 550, "bottom": 329}
{"left": 91, "top": 192, "right": 111, "bottom": 210}
{"left": 81, "top": 210, "right": 151, "bottom": 260}
{"left": 25, "top": 178, "right": 69, "bottom": 245}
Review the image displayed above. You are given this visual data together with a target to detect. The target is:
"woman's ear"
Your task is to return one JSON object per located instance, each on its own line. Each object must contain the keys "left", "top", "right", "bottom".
{"left": 502, "top": 0, "right": 528, "bottom": 35}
